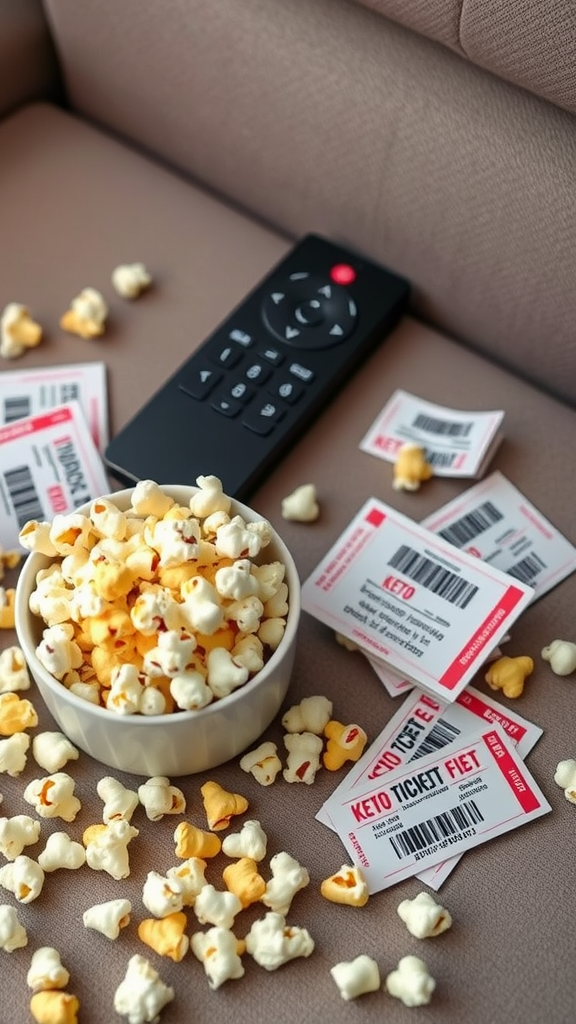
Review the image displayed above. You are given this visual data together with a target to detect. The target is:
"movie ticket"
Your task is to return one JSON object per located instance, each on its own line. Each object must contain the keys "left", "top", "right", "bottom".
{"left": 324, "top": 724, "right": 551, "bottom": 893}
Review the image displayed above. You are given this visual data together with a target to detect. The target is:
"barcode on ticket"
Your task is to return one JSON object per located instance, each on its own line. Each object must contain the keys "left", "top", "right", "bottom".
{"left": 388, "top": 798, "right": 484, "bottom": 860}
{"left": 3, "top": 396, "right": 31, "bottom": 423}
{"left": 388, "top": 544, "right": 479, "bottom": 608}
{"left": 438, "top": 500, "right": 504, "bottom": 546}
{"left": 2, "top": 466, "right": 45, "bottom": 527}
{"left": 412, "top": 413, "right": 473, "bottom": 438}
{"left": 507, "top": 552, "right": 547, "bottom": 584}
{"left": 409, "top": 718, "right": 461, "bottom": 760}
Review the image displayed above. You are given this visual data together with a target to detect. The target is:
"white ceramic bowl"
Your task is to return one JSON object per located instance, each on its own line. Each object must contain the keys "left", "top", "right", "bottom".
{"left": 15, "top": 485, "right": 300, "bottom": 776}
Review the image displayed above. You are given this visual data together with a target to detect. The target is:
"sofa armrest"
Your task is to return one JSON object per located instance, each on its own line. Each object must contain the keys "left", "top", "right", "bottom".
{"left": 0, "top": 0, "right": 63, "bottom": 118}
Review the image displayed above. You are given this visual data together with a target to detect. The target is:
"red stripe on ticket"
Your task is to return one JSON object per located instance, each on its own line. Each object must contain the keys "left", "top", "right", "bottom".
{"left": 483, "top": 729, "right": 541, "bottom": 812}
{"left": 0, "top": 406, "right": 73, "bottom": 445}
{"left": 437, "top": 585, "right": 527, "bottom": 691}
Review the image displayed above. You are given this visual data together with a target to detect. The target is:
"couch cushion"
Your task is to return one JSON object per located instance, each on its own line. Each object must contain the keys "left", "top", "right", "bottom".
{"left": 1, "top": 101, "right": 575, "bottom": 1024}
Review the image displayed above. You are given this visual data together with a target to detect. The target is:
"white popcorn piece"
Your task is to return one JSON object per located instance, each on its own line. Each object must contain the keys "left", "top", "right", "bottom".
{"left": 222, "top": 819, "right": 268, "bottom": 862}
{"left": 60, "top": 286, "right": 108, "bottom": 338}
{"left": 193, "top": 883, "right": 242, "bottom": 930}
{"left": 261, "top": 851, "right": 310, "bottom": 915}
{"left": 35, "top": 623, "right": 83, "bottom": 680}
{"left": 85, "top": 819, "right": 139, "bottom": 880}
{"left": 0, "top": 904, "right": 28, "bottom": 951}
{"left": 385, "top": 955, "right": 436, "bottom": 1007}
{"left": 215, "top": 515, "right": 263, "bottom": 559}
{"left": 231, "top": 634, "right": 264, "bottom": 674}
{"left": 554, "top": 758, "right": 576, "bottom": 803}
{"left": 143, "top": 630, "right": 196, "bottom": 678}
{"left": 49, "top": 512, "right": 93, "bottom": 555}
{"left": 0, "top": 814, "right": 41, "bottom": 859}
{"left": 142, "top": 870, "right": 184, "bottom": 919}
{"left": 281, "top": 483, "right": 320, "bottom": 522}
{"left": 18, "top": 520, "right": 58, "bottom": 556}
{"left": 225, "top": 594, "right": 264, "bottom": 634}
{"left": 397, "top": 891, "right": 453, "bottom": 939}
{"left": 214, "top": 559, "right": 258, "bottom": 601}
{"left": 0, "top": 733, "right": 30, "bottom": 777}
{"left": 239, "top": 741, "right": 282, "bottom": 786}
{"left": 282, "top": 695, "right": 333, "bottom": 735}
{"left": 27, "top": 946, "right": 70, "bottom": 991}
{"left": 89, "top": 496, "right": 128, "bottom": 538}
{"left": 38, "top": 832, "right": 86, "bottom": 872}
{"left": 179, "top": 576, "right": 224, "bottom": 635}
{"left": 166, "top": 858, "right": 208, "bottom": 906}
{"left": 0, "top": 646, "right": 31, "bottom": 693}
{"left": 130, "top": 587, "right": 180, "bottom": 635}
{"left": 245, "top": 911, "right": 314, "bottom": 971}
{"left": 113, "top": 954, "right": 174, "bottom": 1024}
{"left": 263, "top": 581, "right": 289, "bottom": 618}
{"left": 107, "top": 664, "right": 146, "bottom": 715}
{"left": 97, "top": 776, "right": 139, "bottom": 823}
{"left": 23, "top": 772, "right": 81, "bottom": 822}
{"left": 542, "top": 639, "right": 576, "bottom": 676}
{"left": 170, "top": 670, "right": 213, "bottom": 711}
{"left": 69, "top": 681, "right": 100, "bottom": 705}
{"left": 145, "top": 516, "right": 200, "bottom": 568}
{"left": 0, "top": 855, "right": 45, "bottom": 903}
{"left": 112, "top": 262, "right": 152, "bottom": 299}
{"left": 83, "top": 898, "right": 132, "bottom": 939}
{"left": 138, "top": 776, "right": 186, "bottom": 821}
{"left": 0, "top": 302, "right": 42, "bottom": 358}
{"left": 28, "top": 566, "right": 72, "bottom": 627}
{"left": 206, "top": 648, "right": 249, "bottom": 699}
{"left": 32, "top": 732, "right": 79, "bottom": 773}
{"left": 130, "top": 480, "right": 174, "bottom": 518}
{"left": 330, "top": 954, "right": 381, "bottom": 1000}
{"left": 191, "top": 926, "right": 244, "bottom": 989}
{"left": 189, "top": 475, "right": 231, "bottom": 518}
{"left": 283, "top": 732, "right": 324, "bottom": 784}
{"left": 257, "top": 616, "right": 286, "bottom": 650}
{"left": 252, "top": 561, "right": 286, "bottom": 602}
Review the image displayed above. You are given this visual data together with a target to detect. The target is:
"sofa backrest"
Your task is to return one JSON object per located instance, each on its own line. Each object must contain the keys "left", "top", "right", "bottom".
{"left": 42, "top": 0, "right": 576, "bottom": 406}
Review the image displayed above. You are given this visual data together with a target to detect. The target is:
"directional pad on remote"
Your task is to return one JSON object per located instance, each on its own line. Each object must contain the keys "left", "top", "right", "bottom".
{"left": 261, "top": 272, "right": 357, "bottom": 349}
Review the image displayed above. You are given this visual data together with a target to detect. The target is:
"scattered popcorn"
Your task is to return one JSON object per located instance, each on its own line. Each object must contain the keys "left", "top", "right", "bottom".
{"left": 283, "top": 731, "right": 323, "bottom": 784}
{"left": 191, "top": 926, "right": 245, "bottom": 989}
{"left": 0, "top": 903, "right": 28, "bottom": 951}
{"left": 32, "top": 732, "right": 79, "bottom": 773}
{"left": 397, "top": 890, "right": 453, "bottom": 938}
{"left": 0, "top": 733, "right": 30, "bottom": 776}
{"left": 113, "top": 954, "right": 174, "bottom": 1024}
{"left": 554, "top": 759, "right": 576, "bottom": 803}
{"left": 138, "top": 911, "right": 189, "bottom": 961}
{"left": 0, "top": 854, "right": 45, "bottom": 902}
{"left": 0, "top": 302, "right": 42, "bottom": 358}
{"left": 320, "top": 864, "right": 369, "bottom": 907}
{"left": 189, "top": 475, "right": 232, "bottom": 518}
{"left": 245, "top": 911, "right": 314, "bottom": 971}
{"left": 0, "top": 814, "right": 41, "bottom": 859}
{"left": 385, "top": 954, "right": 436, "bottom": 1007}
{"left": 60, "top": 287, "right": 108, "bottom": 338}
{"left": 112, "top": 262, "right": 152, "bottom": 299}
{"left": 142, "top": 870, "right": 184, "bottom": 918}
{"left": 261, "top": 851, "right": 310, "bottom": 915}
{"left": 221, "top": 819, "right": 268, "bottom": 861}
{"left": 392, "top": 442, "right": 433, "bottom": 491}
{"left": 0, "top": 587, "right": 16, "bottom": 628}
{"left": 27, "top": 946, "right": 70, "bottom": 991}
{"left": 23, "top": 772, "right": 81, "bottom": 821}
{"left": 281, "top": 483, "right": 320, "bottom": 522}
{"left": 0, "top": 691, "right": 38, "bottom": 735}
{"left": 282, "top": 695, "right": 333, "bottom": 735}
{"left": 541, "top": 639, "right": 576, "bottom": 676}
{"left": 485, "top": 655, "right": 534, "bottom": 698}
{"left": 38, "top": 832, "right": 86, "bottom": 872}
{"left": 83, "top": 898, "right": 132, "bottom": 939}
{"left": 83, "top": 819, "right": 139, "bottom": 880}
{"left": 138, "top": 776, "right": 186, "bottom": 821}
{"left": 330, "top": 954, "right": 381, "bottom": 1000}
{"left": 223, "top": 856, "right": 266, "bottom": 908}
{"left": 174, "top": 821, "right": 222, "bottom": 860}
{"left": 0, "top": 646, "right": 31, "bottom": 692}
{"left": 201, "top": 780, "right": 249, "bottom": 831}
{"left": 193, "top": 883, "right": 242, "bottom": 930}
{"left": 97, "top": 776, "right": 139, "bottom": 822}
{"left": 239, "top": 741, "right": 282, "bottom": 786}
{"left": 29, "top": 990, "right": 80, "bottom": 1024}
{"left": 323, "top": 720, "right": 368, "bottom": 770}
{"left": 166, "top": 858, "right": 208, "bottom": 905}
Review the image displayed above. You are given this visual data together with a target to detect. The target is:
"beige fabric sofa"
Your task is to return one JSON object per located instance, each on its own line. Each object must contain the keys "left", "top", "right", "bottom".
{"left": 1, "top": 2, "right": 575, "bottom": 1023}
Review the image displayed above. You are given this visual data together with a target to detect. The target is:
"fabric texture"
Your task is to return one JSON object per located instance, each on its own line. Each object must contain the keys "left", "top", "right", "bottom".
{"left": 0, "top": 0, "right": 61, "bottom": 117}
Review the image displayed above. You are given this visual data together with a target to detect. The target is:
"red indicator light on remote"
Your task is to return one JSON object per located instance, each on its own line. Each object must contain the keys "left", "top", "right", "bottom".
{"left": 330, "top": 263, "right": 357, "bottom": 286}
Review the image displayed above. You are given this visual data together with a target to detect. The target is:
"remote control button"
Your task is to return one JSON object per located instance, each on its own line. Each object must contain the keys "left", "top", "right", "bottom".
{"left": 243, "top": 362, "right": 271, "bottom": 385}
{"left": 268, "top": 379, "right": 304, "bottom": 404}
{"left": 179, "top": 367, "right": 222, "bottom": 399}
{"left": 242, "top": 400, "right": 285, "bottom": 435}
{"left": 224, "top": 381, "right": 256, "bottom": 404}
{"left": 209, "top": 344, "right": 243, "bottom": 368}
{"left": 294, "top": 299, "right": 323, "bottom": 326}
{"left": 258, "top": 346, "right": 283, "bottom": 366}
{"left": 289, "top": 362, "right": 315, "bottom": 383}
{"left": 228, "top": 328, "right": 254, "bottom": 347}
{"left": 261, "top": 273, "right": 357, "bottom": 349}
{"left": 210, "top": 394, "right": 243, "bottom": 417}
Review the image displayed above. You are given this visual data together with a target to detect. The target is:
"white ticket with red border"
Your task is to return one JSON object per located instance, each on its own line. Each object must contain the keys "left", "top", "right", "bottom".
{"left": 324, "top": 723, "right": 551, "bottom": 893}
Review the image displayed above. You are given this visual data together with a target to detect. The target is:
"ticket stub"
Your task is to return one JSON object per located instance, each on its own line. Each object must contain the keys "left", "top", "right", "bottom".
{"left": 0, "top": 362, "right": 108, "bottom": 453}
{"left": 301, "top": 498, "right": 534, "bottom": 701}
{"left": 360, "top": 389, "right": 504, "bottom": 477}
{"left": 324, "top": 724, "right": 551, "bottom": 893}
{"left": 365, "top": 655, "right": 414, "bottom": 697}
{"left": 422, "top": 471, "right": 576, "bottom": 601}
{"left": 0, "top": 403, "right": 111, "bottom": 550}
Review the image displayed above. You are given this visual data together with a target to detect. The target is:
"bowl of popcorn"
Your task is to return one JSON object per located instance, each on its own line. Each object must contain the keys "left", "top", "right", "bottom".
{"left": 15, "top": 478, "right": 300, "bottom": 776}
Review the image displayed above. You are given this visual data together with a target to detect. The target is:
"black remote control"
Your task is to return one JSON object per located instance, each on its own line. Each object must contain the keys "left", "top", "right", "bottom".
{"left": 104, "top": 234, "right": 410, "bottom": 498}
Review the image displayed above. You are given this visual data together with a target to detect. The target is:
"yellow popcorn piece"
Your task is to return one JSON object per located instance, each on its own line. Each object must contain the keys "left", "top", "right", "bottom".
{"left": 173, "top": 821, "right": 221, "bottom": 860}
{"left": 0, "top": 692, "right": 38, "bottom": 735}
{"left": 0, "top": 587, "right": 16, "bottom": 628}
{"left": 1, "top": 302, "right": 42, "bottom": 358}
{"left": 320, "top": 865, "right": 369, "bottom": 907}
{"left": 485, "top": 655, "right": 534, "bottom": 698}
{"left": 60, "top": 286, "right": 107, "bottom": 338}
{"left": 323, "top": 721, "right": 368, "bottom": 771}
{"left": 138, "top": 911, "right": 189, "bottom": 962}
{"left": 29, "top": 990, "right": 80, "bottom": 1024}
{"left": 392, "top": 442, "right": 434, "bottom": 492}
{"left": 222, "top": 857, "right": 266, "bottom": 908}
{"left": 201, "top": 780, "right": 249, "bottom": 831}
